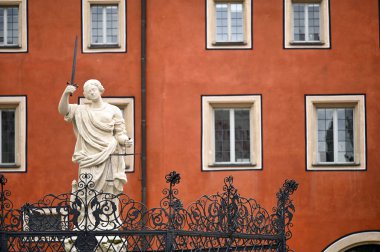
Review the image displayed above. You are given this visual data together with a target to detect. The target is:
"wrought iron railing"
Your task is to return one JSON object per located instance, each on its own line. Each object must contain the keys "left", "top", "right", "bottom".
{"left": 0, "top": 171, "right": 298, "bottom": 251}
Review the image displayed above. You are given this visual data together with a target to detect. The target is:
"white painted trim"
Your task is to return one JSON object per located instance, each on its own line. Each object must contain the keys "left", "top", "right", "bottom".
{"left": 82, "top": 0, "right": 126, "bottom": 53}
{"left": 0, "top": 0, "right": 28, "bottom": 52}
{"left": 284, "top": 0, "right": 330, "bottom": 49}
{"left": 305, "top": 95, "right": 366, "bottom": 171}
{"left": 202, "top": 95, "right": 262, "bottom": 171}
{"left": 324, "top": 231, "right": 380, "bottom": 252}
{"left": 206, "top": 0, "right": 252, "bottom": 49}
{"left": 0, "top": 96, "right": 27, "bottom": 172}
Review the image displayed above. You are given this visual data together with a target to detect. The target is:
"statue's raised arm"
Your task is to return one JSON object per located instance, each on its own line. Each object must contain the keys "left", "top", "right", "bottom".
{"left": 58, "top": 85, "right": 77, "bottom": 116}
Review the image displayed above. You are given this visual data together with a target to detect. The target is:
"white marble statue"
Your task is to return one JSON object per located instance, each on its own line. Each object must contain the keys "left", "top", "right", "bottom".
{"left": 59, "top": 79, "right": 132, "bottom": 194}
{"left": 59, "top": 79, "right": 131, "bottom": 251}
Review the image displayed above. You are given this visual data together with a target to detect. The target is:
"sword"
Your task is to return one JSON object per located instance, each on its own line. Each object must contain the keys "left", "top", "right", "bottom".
{"left": 67, "top": 36, "right": 79, "bottom": 95}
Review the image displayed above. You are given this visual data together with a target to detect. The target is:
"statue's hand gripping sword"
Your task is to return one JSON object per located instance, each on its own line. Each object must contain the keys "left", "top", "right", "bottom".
{"left": 67, "top": 36, "right": 79, "bottom": 95}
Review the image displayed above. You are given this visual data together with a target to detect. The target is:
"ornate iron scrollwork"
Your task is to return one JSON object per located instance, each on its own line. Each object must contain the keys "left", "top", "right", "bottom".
{"left": 0, "top": 171, "right": 298, "bottom": 251}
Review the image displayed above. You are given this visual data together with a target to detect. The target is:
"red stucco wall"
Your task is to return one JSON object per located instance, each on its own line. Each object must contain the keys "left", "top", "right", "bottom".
{"left": 0, "top": 0, "right": 379, "bottom": 251}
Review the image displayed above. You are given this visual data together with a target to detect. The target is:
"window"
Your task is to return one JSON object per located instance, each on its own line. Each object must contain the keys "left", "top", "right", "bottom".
{"left": 202, "top": 95, "right": 262, "bottom": 171}
{"left": 79, "top": 97, "right": 134, "bottom": 172}
{"left": 293, "top": 3, "right": 320, "bottom": 42}
{"left": 82, "top": 0, "right": 126, "bottom": 53}
{"left": 0, "top": 108, "right": 15, "bottom": 164}
{"left": 206, "top": 0, "right": 252, "bottom": 49}
{"left": 0, "top": 0, "right": 27, "bottom": 52}
{"left": 317, "top": 108, "right": 354, "bottom": 163}
{"left": 91, "top": 5, "right": 118, "bottom": 45}
{"left": 215, "top": 3, "right": 244, "bottom": 42}
{"left": 214, "top": 109, "right": 250, "bottom": 164}
{"left": 305, "top": 95, "right": 366, "bottom": 171}
{"left": 284, "top": 0, "right": 330, "bottom": 49}
{"left": 0, "top": 96, "right": 26, "bottom": 172}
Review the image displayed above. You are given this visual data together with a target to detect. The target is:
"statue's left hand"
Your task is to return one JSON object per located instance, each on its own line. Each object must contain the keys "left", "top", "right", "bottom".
{"left": 124, "top": 138, "right": 133, "bottom": 148}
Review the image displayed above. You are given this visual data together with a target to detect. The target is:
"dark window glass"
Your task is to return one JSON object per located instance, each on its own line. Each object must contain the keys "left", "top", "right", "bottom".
{"left": 234, "top": 110, "right": 250, "bottom": 162}
{"left": 1, "top": 109, "right": 15, "bottom": 163}
{"left": 214, "top": 110, "right": 230, "bottom": 162}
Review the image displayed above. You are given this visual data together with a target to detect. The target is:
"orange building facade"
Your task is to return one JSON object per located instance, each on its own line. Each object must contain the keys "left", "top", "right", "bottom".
{"left": 0, "top": 0, "right": 379, "bottom": 251}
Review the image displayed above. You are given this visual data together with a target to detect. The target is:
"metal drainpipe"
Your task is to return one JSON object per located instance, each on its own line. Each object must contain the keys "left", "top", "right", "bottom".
{"left": 141, "top": 0, "right": 147, "bottom": 208}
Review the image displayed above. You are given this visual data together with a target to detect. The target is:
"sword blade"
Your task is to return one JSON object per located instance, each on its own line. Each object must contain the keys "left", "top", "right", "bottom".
{"left": 70, "top": 36, "right": 78, "bottom": 85}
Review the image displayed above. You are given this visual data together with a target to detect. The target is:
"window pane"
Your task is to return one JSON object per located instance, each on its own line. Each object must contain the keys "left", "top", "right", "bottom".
{"left": 0, "top": 9, "right": 3, "bottom": 43}
{"left": 293, "top": 4, "right": 305, "bottom": 41}
{"left": 1, "top": 110, "right": 15, "bottom": 163}
{"left": 337, "top": 108, "right": 354, "bottom": 162}
{"left": 317, "top": 108, "right": 334, "bottom": 162}
{"left": 91, "top": 5, "right": 104, "bottom": 44}
{"left": 234, "top": 109, "right": 250, "bottom": 162}
{"left": 230, "top": 3, "right": 244, "bottom": 42}
{"left": 1, "top": 6, "right": 19, "bottom": 45}
{"left": 214, "top": 110, "right": 230, "bottom": 162}
{"left": 308, "top": 4, "right": 320, "bottom": 41}
{"left": 105, "top": 5, "right": 118, "bottom": 43}
{"left": 216, "top": 4, "right": 228, "bottom": 42}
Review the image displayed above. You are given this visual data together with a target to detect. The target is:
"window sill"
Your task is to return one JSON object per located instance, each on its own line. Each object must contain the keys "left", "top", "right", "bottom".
{"left": 0, "top": 163, "right": 20, "bottom": 168}
{"left": 212, "top": 41, "right": 247, "bottom": 46}
{"left": 312, "top": 162, "right": 360, "bottom": 167}
{"left": 289, "top": 41, "right": 325, "bottom": 46}
{"left": 209, "top": 162, "right": 256, "bottom": 168}
{"left": 88, "top": 44, "right": 121, "bottom": 49}
{"left": 0, "top": 45, "right": 22, "bottom": 49}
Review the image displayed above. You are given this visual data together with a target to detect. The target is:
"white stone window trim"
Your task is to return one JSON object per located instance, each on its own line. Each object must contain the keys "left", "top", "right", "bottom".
{"left": 323, "top": 231, "right": 380, "bottom": 252}
{"left": 0, "top": 96, "right": 27, "bottom": 172}
{"left": 79, "top": 96, "right": 135, "bottom": 172}
{"left": 284, "top": 0, "right": 330, "bottom": 49}
{"left": 0, "top": 0, "right": 28, "bottom": 53}
{"left": 202, "top": 95, "right": 262, "bottom": 171}
{"left": 81, "top": 0, "right": 126, "bottom": 53}
{"left": 206, "top": 0, "right": 252, "bottom": 49}
{"left": 305, "top": 95, "right": 366, "bottom": 171}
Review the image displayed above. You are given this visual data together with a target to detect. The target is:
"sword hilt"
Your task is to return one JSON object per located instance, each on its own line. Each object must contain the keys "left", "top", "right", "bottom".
{"left": 66, "top": 82, "right": 79, "bottom": 96}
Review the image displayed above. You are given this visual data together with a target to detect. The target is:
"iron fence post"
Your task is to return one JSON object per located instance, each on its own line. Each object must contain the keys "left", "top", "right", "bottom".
{"left": 280, "top": 204, "right": 286, "bottom": 252}
{"left": 0, "top": 231, "right": 8, "bottom": 252}
{"left": 165, "top": 230, "right": 174, "bottom": 252}
{"left": 276, "top": 180, "right": 299, "bottom": 252}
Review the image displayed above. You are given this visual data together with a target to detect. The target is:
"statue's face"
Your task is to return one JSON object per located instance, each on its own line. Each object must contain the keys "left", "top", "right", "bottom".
{"left": 84, "top": 84, "right": 101, "bottom": 101}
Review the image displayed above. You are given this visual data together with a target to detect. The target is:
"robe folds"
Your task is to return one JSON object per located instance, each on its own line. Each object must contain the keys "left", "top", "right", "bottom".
{"left": 65, "top": 103, "right": 127, "bottom": 194}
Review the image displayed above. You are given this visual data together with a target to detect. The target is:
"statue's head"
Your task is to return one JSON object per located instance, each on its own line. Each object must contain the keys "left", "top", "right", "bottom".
{"left": 83, "top": 79, "right": 105, "bottom": 98}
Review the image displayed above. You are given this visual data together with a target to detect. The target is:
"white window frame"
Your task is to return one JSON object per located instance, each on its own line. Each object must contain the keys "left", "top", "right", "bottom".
{"left": 316, "top": 107, "right": 355, "bottom": 164}
{"left": 284, "top": 0, "right": 330, "bottom": 49}
{"left": 0, "top": 0, "right": 27, "bottom": 52}
{"left": 0, "top": 96, "right": 26, "bottom": 172}
{"left": 202, "top": 95, "right": 262, "bottom": 171}
{"left": 82, "top": 0, "right": 126, "bottom": 53}
{"left": 206, "top": 0, "right": 252, "bottom": 49}
{"left": 79, "top": 97, "right": 135, "bottom": 172}
{"left": 292, "top": 3, "right": 321, "bottom": 42}
{"left": 305, "top": 95, "right": 366, "bottom": 171}
{"left": 90, "top": 4, "right": 119, "bottom": 46}
{"left": 213, "top": 108, "right": 251, "bottom": 164}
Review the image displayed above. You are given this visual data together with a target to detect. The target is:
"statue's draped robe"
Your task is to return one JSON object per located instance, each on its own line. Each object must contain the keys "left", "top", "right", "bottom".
{"left": 65, "top": 103, "right": 128, "bottom": 194}
{"left": 63, "top": 103, "right": 129, "bottom": 250}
